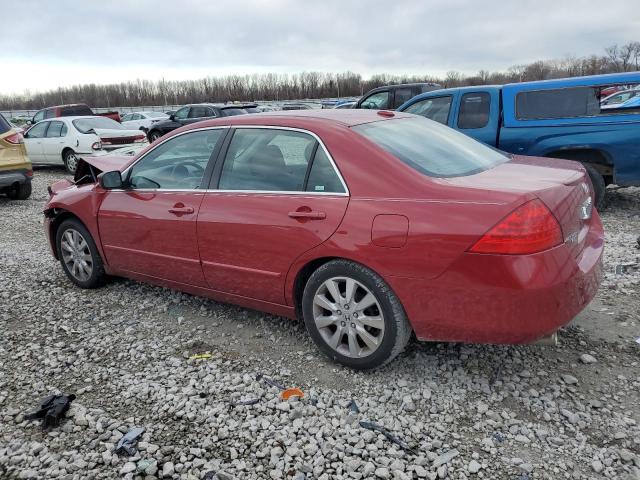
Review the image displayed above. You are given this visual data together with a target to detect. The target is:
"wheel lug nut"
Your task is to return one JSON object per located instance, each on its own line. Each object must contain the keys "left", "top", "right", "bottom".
{"left": 352, "top": 312, "right": 358, "bottom": 318}
{"left": 351, "top": 323, "right": 356, "bottom": 328}
{"left": 337, "top": 310, "right": 342, "bottom": 315}
{"left": 341, "top": 321, "right": 346, "bottom": 327}
{"left": 344, "top": 305, "right": 349, "bottom": 310}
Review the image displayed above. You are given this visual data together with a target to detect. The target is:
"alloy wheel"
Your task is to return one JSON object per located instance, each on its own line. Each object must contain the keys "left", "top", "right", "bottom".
{"left": 312, "top": 276, "right": 385, "bottom": 358}
{"left": 65, "top": 152, "right": 78, "bottom": 173}
{"left": 60, "top": 228, "right": 93, "bottom": 282}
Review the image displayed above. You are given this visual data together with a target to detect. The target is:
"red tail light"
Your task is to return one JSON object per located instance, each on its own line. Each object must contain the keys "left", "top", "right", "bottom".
{"left": 469, "top": 199, "right": 563, "bottom": 255}
{"left": 134, "top": 135, "right": 146, "bottom": 143}
{"left": 4, "top": 132, "right": 24, "bottom": 144}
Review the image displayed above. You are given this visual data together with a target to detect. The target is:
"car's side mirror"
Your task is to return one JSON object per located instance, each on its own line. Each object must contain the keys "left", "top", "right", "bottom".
{"left": 169, "top": 114, "right": 175, "bottom": 121}
{"left": 98, "top": 170, "right": 124, "bottom": 189}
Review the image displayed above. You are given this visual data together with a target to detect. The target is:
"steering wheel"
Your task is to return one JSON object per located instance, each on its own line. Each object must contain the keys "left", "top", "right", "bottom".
{"left": 171, "top": 161, "right": 205, "bottom": 177}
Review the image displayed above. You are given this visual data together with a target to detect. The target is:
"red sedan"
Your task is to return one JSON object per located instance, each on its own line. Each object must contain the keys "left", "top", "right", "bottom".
{"left": 44, "top": 110, "right": 603, "bottom": 369}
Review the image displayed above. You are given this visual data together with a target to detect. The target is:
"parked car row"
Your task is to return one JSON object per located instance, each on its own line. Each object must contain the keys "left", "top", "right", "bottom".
{"left": 0, "top": 113, "right": 32, "bottom": 200}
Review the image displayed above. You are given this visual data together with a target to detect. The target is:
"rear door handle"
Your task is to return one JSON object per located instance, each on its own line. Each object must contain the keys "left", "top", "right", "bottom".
{"left": 168, "top": 203, "right": 194, "bottom": 215}
{"left": 288, "top": 211, "right": 326, "bottom": 220}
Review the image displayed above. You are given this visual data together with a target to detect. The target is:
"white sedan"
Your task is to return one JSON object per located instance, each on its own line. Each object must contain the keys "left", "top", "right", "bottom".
{"left": 23, "top": 116, "right": 148, "bottom": 173}
{"left": 120, "top": 111, "right": 169, "bottom": 132}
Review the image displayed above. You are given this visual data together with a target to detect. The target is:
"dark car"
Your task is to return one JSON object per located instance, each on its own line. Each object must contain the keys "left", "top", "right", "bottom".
{"left": 30, "top": 104, "right": 121, "bottom": 124}
{"left": 147, "top": 104, "right": 249, "bottom": 142}
{"left": 282, "top": 103, "right": 314, "bottom": 111}
{"left": 354, "top": 83, "right": 441, "bottom": 110}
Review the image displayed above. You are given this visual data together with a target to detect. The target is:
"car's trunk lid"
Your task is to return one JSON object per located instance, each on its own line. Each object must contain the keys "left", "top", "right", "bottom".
{"left": 92, "top": 128, "right": 146, "bottom": 149}
{"left": 446, "top": 155, "right": 594, "bottom": 257}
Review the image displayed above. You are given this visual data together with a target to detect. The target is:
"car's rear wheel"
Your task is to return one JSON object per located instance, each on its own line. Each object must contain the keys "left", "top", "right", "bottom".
{"left": 63, "top": 149, "right": 79, "bottom": 174}
{"left": 55, "top": 219, "right": 106, "bottom": 289}
{"left": 6, "top": 182, "right": 31, "bottom": 200}
{"left": 584, "top": 164, "right": 606, "bottom": 210}
{"left": 148, "top": 130, "right": 162, "bottom": 142}
{"left": 302, "top": 260, "right": 412, "bottom": 370}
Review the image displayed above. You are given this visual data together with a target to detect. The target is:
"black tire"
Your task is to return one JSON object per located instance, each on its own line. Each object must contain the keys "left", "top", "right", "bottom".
{"left": 583, "top": 164, "right": 606, "bottom": 210}
{"left": 148, "top": 130, "right": 162, "bottom": 143}
{"left": 302, "top": 260, "right": 412, "bottom": 370}
{"left": 62, "top": 149, "right": 79, "bottom": 174}
{"left": 6, "top": 182, "right": 31, "bottom": 200}
{"left": 55, "top": 219, "right": 106, "bottom": 289}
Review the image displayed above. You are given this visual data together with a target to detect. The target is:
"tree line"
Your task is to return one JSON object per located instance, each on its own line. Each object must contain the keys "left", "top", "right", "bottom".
{"left": 2, "top": 41, "right": 639, "bottom": 110}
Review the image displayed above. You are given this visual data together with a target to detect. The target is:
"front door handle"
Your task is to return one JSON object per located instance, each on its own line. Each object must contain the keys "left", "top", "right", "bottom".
{"left": 288, "top": 211, "right": 326, "bottom": 220}
{"left": 168, "top": 203, "right": 194, "bottom": 215}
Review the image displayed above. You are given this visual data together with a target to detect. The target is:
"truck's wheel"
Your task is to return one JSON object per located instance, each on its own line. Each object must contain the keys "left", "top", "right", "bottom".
{"left": 6, "top": 182, "right": 32, "bottom": 200}
{"left": 584, "top": 164, "right": 606, "bottom": 210}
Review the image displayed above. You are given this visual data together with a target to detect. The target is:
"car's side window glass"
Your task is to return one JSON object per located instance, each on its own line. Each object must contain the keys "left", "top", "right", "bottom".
{"left": 360, "top": 91, "right": 390, "bottom": 110}
{"left": 44, "top": 109, "right": 56, "bottom": 119}
{"left": 189, "top": 107, "right": 207, "bottom": 118}
{"left": 27, "top": 122, "right": 48, "bottom": 138}
{"left": 219, "top": 128, "right": 315, "bottom": 191}
{"left": 393, "top": 88, "right": 414, "bottom": 108}
{"left": 404, "top": 96, "right": 452, "bottom": 124}
{"left": 306, "top": 147, "right": 345, "bottom": 193}
{"left": 128, "top": 129, "right": 223, "bottom": 190}
{"left": 174, "top": 107, "right": 189, "bottom": 120}
{"left": 60, "top": 123, "right": 68, "bottom": 136}
{"left": 121, "top": 114, "right": 132, "bottom": 122}
{"left": 205, "top": 108, "right": 217, "bottom": 117}
{"left": 33, "top": 111, "right": 45, "bottom": 123}
{"left": 46, "top": 121, "right": 65, "bottom": 137}
{"left": 457, "top": 92, "right": 491, "bottom": 129}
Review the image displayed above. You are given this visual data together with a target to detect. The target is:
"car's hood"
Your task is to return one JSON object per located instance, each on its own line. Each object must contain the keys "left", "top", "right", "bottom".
{"left": 78, "top": 155, "right": 131, "bottom": 174}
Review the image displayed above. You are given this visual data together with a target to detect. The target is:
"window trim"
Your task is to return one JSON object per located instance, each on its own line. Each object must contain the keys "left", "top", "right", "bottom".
{"left": 116, "top": 125, "right": 349, "bottom": 196}
{"left": 213, "top": 125, "right": 349, "bottom": 196}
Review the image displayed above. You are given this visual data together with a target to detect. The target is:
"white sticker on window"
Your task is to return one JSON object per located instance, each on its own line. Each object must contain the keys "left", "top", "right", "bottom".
{"left": 315, "top": 185, "right": 325, "bottom": 191}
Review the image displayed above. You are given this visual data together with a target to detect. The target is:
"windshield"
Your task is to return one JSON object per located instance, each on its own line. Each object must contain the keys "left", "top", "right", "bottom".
{"left": 73, "top": 117, "right": 124, "bottom": 133}
{"left": 221, "top": 108, "right": 247, "bottom": 117}
{"left": 145, "top": 112, "right": 166, "bottom": 118}
{"left": 352, "top": 116, "right": 508, "bottom": 178}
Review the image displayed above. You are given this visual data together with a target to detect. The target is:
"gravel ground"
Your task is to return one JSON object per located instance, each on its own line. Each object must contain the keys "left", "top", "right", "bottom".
{"left": 0, "top": 168, "right": 639, "bottom": 480}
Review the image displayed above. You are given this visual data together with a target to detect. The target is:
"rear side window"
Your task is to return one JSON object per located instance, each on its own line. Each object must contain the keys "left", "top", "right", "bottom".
{"left": 219, "top": 128, "right": 316, "bottom": 191}
{"left": 457, "top": 92, "right": 491, "bottom": 129}
{"left": 393, "top": 88, "right": 414, "bottom": 108}
{"left": 221, "top": 108, "right": 246, "bottom": 117}
{"left": 516, "top": 87, "right": 600, "bottom": 120}
{"left": 189, "top": 107, "right": 208, "bottom": 118}
{"left": 0, "top": 114, "right": 11, "bottom": 134}
{"left": 403, "top": 96, "right": 452, "bottom": 124}
{"left": 46, "top": 121, "right": 66, "bottom": 137}
{"left": 45, "top": 109, "right": 57, "bottom": 119}
{"left": 306, "top": 148, "right": 345, "bottom": 193}
{"left": 353, "top": 117, "right": 508, "bottom": 178}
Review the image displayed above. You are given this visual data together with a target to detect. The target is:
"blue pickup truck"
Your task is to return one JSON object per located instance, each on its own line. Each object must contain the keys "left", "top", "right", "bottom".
{"left": 397, "top": 72, "right": 640, "bottom": 207}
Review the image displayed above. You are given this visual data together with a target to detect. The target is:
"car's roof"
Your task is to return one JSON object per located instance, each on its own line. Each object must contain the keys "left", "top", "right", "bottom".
{"left": 193, "top": 109, "right": 415, "bottom": 128}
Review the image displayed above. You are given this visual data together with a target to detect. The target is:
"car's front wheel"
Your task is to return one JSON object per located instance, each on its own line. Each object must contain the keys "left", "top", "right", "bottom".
{"left": 62, "top": 149, "right": 79, "bottom": 174}
{"left": 302, "top": 260, "right": 412, "bottom": 370}
{"left": 55, "top": 219, "right": 106, "bottom": 289}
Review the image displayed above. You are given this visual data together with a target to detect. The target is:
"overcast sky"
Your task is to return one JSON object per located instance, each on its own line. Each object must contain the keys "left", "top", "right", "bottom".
{"left": 1, "top": 0, "right": 638, "bottom": 95}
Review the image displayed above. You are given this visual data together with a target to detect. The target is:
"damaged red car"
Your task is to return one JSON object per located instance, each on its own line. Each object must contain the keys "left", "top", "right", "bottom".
{"left": 44, "top": 110, "right": 603, "bottom": 369}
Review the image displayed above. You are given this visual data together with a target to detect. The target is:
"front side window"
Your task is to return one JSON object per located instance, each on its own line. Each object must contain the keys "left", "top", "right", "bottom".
{"left": 360, "top": 91, "right": 390, "bottom": 110}
{"left": 219, "top": 128, "right": 316, "bottom": 191}
{"left": 46, "top": 121, "right": 66, "bottom": 137}
{"left": 33, "top": 111, "right": 45, "bottom": 123}
{"left": 403, "top": 96, "right": 452, "bottom": 124}
{"left": 26, "top": 122, "right": 48, "bottom": 138}
{"left": 393, "top": 88, "right": 414, "bottom": 108}
{"left": 174, "top": 107, "right": 189, "bottom": 120}
{"left": 353, "top": 117, "right": 508, "bottom": 178}
{"left": 128, "top": 129, "right": 223, "bottom": 189}
{"left": 189, "top": 107, "right": 208, "bottom": 118}
{"left": 121, "top": 114, "right": 132, "bottom": 122}
{"left": 457, "top": 92, "right": 491, "bottom": 129}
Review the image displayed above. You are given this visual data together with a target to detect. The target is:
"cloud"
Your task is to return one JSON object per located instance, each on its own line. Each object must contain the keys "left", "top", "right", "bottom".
{"left": 1, "top": 0, "right": 638, "bottom": 94}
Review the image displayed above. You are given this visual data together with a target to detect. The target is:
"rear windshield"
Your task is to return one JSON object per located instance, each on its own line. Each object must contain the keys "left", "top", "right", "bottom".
{"left": 61, "top": 105, "right": 93, "bottom": 116}
{"left": 353, "top": 117, "right": 508, "bottom": 178}
{"left": 73, "top": 117, "right": 124, "bottom": 133}
{"left": 0, "top": 113, "right": 11, "bottom": 135}
{"left": 221, "top": 108, "right": 247, "bottom": 117}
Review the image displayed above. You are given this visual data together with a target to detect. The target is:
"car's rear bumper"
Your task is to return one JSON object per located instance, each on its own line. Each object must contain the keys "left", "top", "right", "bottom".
{"left": 0, "top": 168, "right": 32, "bottom": 189}
{"left": 389, "top": 210, "right": 604, "bottom": 344}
